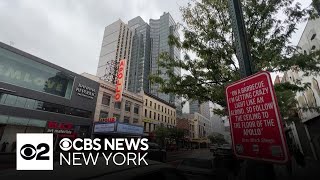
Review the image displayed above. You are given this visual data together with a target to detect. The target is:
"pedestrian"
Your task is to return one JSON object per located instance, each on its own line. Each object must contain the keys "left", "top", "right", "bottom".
{"left": 11, "top": 141, "right": 16, "bottom": 152}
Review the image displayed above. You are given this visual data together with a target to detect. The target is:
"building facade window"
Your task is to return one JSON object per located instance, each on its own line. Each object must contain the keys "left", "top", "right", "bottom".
{"left": 0, "top": 93, "right": 91, "bottom": 118}
{"left": 134, "top": 104, "right": 139, "bottom": 114}
{"left": 114, "top": 102, "right": 121, "bottom": 109}
{"left": 145, "top": 109, "right": 147, "bottom": 117}
{"left": 149, "top": 111, "right": 152, "bottom": 118}
{"left": 124, "top": 116, "right": 130, "bottom": 123}
{"left": 165, "top": 116, "right": 167, "bottom": 123}
{"left": 0, "top": 47, "right": 74, "bottom": 99}
{"left": 125, "top": 101, "right": 131, "bottom": 112}
{"left": 150, "top": 101, "right": 152, "bottom": 107}
{"left": 158, "top": 105, "right": 160, "bottom": 110}
{"left": 102, "top": 93, "right": 111, "bottom": 106}
{"left": 162, "top": 115, "right": 163, "bottom": 121}
{"left": 154, "top": 103, "right": 156, "bottom": 109}
{"left": 145, "top": 99, "right": 147, "bottom": 106}
{"left": 99, "top": 111, "right": 108, "bottom": 121}
{"left": 158, "top": 114, "right": 160, "bottom": 120}
{"left": 154, "top": 112, "right": 156, "bottom": 119}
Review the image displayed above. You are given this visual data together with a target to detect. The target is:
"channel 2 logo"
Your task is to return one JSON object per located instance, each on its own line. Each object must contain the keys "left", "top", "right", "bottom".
{"left": 16, "top": 133, "right": 53, "bottom": 170}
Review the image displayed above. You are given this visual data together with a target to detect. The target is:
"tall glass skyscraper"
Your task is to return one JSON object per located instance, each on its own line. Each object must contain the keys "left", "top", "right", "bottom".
{"left": 127, "top": 17, "right": 151, "bottom": 93}
{"left": 96, "top": 13, "right": 182, "bottom": 117}
{"left": 149, "top": 12, "right": 182, "bottom": 117}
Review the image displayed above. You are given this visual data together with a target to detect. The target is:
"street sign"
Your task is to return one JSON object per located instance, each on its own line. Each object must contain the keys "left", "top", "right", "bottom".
{"left": 226, "top": 71, "right": 289, "bottom": 164}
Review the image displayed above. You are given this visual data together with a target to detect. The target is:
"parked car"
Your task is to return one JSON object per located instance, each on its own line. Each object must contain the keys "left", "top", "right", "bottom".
{"left": 177, "top": 158, "right": 216, "bottom": 180}
{"left": 142, "top": 142, "right": 167, "bottom": 162}
{"left": 213, "top": 144, "right": 233, "bottom": 158}
{"left": 209, "top": 144, "right": 219, "bottom": 152}
{"left": 0, "top": 158, "right": 187, "bottom": 180}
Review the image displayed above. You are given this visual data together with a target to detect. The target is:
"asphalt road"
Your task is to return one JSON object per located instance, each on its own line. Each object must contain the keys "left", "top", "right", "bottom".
{"left": 166, "top": 148, "right": 212, "bottom": 167}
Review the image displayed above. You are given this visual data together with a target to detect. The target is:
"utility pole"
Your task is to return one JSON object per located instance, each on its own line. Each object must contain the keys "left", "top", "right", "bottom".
{"left": 228, "top": 0, "right": 275, "bottom": 180}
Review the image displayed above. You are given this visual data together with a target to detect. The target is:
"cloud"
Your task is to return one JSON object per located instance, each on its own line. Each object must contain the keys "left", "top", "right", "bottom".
{"left": 0, "top": 0, "right": 310, "bottom": 77}
{"left": 0, "top": 0, "right": 188, "bottom": 75}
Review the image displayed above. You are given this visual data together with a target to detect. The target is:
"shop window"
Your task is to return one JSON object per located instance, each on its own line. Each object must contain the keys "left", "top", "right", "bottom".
{"left": 25, "top": 99, "right": 36, "bottom": 109}
{"left": 0, "top": 47, "right": 74, "bottom": 99}
{"left": 102, "top": 93, "right": 111, "bottom": 106}
{"left": 4, "top": 94, "right": 17, "bottom": 106}
{"left": 114, "top": 102, "right": 121, "bottom": 109}
{"left": 124, "top": 116, "right": 130, "bottom": 123}
{"left": 125, "top": 101, "right": 131, "bottom": 112}
{"left": 134, "top": 104, "right": 139, "bottom": 114}
{"left": 0, "top": 93, "right": 7, "bottom": 104}
{"left": 15, "top": 96, "right": 27, "bottom": 108}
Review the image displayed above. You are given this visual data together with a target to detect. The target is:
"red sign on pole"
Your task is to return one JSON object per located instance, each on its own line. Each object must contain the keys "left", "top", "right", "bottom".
{"left": 226, "top": 71, "right": 288, "bottom": 164}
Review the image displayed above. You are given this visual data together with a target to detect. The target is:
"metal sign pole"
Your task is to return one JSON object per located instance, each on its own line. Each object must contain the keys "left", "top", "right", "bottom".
{"left": 228, "top": 0, "right": 275, "bottom": 179}
{"left": 228, "top": 0, "right": 254, "bottom": 78}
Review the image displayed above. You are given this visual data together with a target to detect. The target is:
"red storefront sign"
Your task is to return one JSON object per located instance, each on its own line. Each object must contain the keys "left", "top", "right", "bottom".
{"left": 226, "top": 71, "right": 288, "bottom": 164}
{"left": 47, "top": 121, "right": 74, "bottom": 135}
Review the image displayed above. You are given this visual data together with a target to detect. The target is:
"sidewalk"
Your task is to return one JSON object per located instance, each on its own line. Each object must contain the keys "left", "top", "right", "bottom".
{"left": 272, "top": 157, "right": 320, "bottom": 180}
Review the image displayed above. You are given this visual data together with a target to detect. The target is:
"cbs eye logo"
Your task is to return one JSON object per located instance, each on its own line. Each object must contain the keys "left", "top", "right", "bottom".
{"left": 16, "top": 133, "right": 53, "bottom": 170}
{"left": 59, "top": 138, "right": 72, "bottom": 151}
{"left": 20, "top": 143, "right": 50, "bottom": 160}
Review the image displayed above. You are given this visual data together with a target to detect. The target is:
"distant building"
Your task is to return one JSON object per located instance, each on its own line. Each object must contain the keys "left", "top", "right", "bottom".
{"left": 96, "top": 19, "right": 133, "bottom": 88}
{"left": 81, "top": 73, "right": 144, "bottom": 137}
{"left": 96, "top": 13, "right": 182, "bottom": 118}
{"left": 141, "top": 91, "right": 176, "bottom": 134}
{"left": 282, "top": 16, "right": 320, "bottom": 160}
{"left": 189, "top": 100, "right": 211, "bottom": 120}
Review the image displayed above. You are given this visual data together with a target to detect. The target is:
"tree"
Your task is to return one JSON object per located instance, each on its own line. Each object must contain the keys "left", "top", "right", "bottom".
{"left": 208, "top": 133, "right": 227, "bottom": 145}
{"left": 149, "top": 0, "right": 320, "bottom": 121}
{"left": 153, "top": 126, "right": 169, "bottom": 148}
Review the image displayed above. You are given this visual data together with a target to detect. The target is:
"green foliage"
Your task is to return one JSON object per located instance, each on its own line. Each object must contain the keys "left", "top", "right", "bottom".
{"left": 149, "top": 0, "right": 320, "bottom": 121}
{"left": 208, "top": 133, "right": 227, "bottom": 145}
{"left": 154, "top": 126, "right": 186, "bottom": 147}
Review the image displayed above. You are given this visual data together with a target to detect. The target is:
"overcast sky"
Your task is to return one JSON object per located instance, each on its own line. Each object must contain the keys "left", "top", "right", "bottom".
{"left": 0, "top": 0, "right": 312, "bottom": 113}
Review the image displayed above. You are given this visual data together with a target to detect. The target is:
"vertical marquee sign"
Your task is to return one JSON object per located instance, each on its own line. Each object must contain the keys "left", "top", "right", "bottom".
{"left": 226, "top": 71, "right": 288, "bottom": 163}
{"left": 114, "top": 59, "right": 126, "bottom": 102}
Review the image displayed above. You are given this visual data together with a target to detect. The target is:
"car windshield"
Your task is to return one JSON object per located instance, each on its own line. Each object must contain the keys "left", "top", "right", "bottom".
{"left": 181, "top": 158, "right": 212, "bottom": 169}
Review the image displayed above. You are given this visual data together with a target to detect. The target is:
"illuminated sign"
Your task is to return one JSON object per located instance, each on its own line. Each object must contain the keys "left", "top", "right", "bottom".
{"left": 114, "top": 59, "right": 126, "bottom": 102}
{"left": 46, "top": 121, "right": 74, "bottom": 134}
{"left": 99, "top": 117, "right": 116, "bottom": 123}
